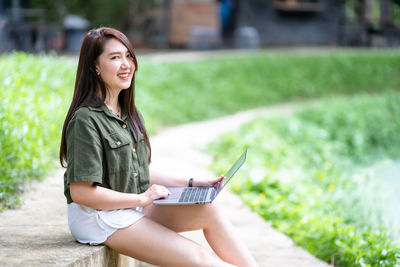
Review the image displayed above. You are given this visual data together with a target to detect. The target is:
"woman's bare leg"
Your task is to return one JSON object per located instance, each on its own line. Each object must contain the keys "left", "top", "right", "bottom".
{"left": 103, "top": 216, "right": 235, "bottom": 267}
{"left": 143, "top": 204, "right": 258, "bottom": 267}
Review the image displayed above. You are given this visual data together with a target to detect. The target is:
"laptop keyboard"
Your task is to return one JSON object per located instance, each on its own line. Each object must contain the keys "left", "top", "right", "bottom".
{"left": 179, "top": 187, "right": 209, "bottom": 203}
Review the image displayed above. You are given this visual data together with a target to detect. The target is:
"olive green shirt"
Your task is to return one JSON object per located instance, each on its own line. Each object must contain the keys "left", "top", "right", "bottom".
{"left": 63, "top": 100, "right": 150, "bottom": 204}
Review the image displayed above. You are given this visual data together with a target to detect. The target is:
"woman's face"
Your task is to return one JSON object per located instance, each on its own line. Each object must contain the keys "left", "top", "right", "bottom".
{"left": 95, "top": 38, "right": 135, "bottom": 91}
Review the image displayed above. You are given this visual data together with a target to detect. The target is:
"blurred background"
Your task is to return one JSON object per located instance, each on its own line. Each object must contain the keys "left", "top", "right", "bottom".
{"left": 0, "top": 0, "right": 400, "bottom": 54}
{"left": 1, "top": 1, "right": 400, "bottom": 266}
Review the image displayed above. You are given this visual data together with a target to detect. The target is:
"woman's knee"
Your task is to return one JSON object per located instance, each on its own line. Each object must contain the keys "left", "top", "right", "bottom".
{"left": 201, "top": 204, "right": 225, "bottom": 225}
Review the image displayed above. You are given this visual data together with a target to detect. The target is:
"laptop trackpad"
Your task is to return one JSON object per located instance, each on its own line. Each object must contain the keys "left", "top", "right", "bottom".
{"left": 154, "top": 187, "right": 184, "bottom": 204}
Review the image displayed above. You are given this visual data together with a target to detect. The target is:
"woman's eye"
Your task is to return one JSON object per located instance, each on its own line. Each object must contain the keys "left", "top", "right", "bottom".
{"left": 111, "top": 56, "right": 119, "bottom": 59}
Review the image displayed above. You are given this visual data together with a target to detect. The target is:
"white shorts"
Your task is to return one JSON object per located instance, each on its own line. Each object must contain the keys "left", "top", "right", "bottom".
{"left": 67, "top": 202, "right": 144, "bottom": 245}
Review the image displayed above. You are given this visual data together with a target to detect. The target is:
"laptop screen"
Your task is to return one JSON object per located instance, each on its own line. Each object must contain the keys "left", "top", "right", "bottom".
{"left": 217, "top": 149, "right": 247, "bottom": 192}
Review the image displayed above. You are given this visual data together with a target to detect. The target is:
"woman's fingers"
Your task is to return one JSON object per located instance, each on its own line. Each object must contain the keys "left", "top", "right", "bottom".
{"left": 211, "top": 175, "right": 225, "bottom": 186}
{"left": 149, "top": 184, "right": 170, "bottom": 199}
{"left": 139, "top": 185, "right": 171, "bottom": 206}
{"left": 193, "top": 176, "right": 225, "bottom": 187}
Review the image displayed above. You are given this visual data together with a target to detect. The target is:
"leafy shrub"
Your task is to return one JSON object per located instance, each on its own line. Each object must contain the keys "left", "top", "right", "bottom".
{"left": 0, "top": 53, "right": 75, "bottom": 210}
{"left": 209, "top": 92, "right": 400, "bottom": 266}
{"left": 296, "top": 94, "right": 400, "bottom": 161}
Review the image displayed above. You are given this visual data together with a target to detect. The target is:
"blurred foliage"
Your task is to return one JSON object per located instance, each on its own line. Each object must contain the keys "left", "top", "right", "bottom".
{"left": 346, "top": 0, "right": 400, "bottom": 28}
{"left": 0, "top": 50, "right": 399, "bottom": 211}
{"left": 0, "top": 53, "right": 75, "bottom": 210}
{"left": 209, "top": 92, "right": 400, "bottom": 266}
{"left": 137, "top": 50, "right": 400, "bottom": 134}
{"left": 30, "top": 0, "right": 157, "bottom": 32}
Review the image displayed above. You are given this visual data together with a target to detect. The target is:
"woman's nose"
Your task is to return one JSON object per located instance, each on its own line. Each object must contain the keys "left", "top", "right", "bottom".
{"left": 121, "top": 57, "right": 130, "bottom": 69}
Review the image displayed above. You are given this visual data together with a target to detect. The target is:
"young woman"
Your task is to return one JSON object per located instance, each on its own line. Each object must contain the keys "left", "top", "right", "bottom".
{"left": 60, "top": 27, "right": 257, "bottom": 267}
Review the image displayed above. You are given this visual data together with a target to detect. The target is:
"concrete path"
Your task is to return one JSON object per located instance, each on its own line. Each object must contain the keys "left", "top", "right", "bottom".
{"left": 0, "top": 102, "right": 330, "bottom": 266}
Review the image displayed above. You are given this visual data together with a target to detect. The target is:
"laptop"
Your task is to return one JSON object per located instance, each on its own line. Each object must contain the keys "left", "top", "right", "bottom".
{"left": 153, "top": 149, "right": 247, "bottom": 205}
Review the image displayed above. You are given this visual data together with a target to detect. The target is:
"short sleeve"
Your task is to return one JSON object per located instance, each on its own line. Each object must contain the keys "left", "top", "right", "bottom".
{"left": 65, "top": 109, "right": 103, "bottom": 185}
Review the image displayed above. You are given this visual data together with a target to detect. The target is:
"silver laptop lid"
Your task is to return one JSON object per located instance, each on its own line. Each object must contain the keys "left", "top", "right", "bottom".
{"left": 215, "top": 149, "right": 247, "bottom": 193}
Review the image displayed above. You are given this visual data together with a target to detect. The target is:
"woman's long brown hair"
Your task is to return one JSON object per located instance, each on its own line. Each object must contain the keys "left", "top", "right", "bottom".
{"left": 59, "top": 27, "right": 151, "bottom": 167}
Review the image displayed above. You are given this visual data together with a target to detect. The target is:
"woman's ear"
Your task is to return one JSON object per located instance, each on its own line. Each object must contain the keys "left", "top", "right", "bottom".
{"left": 89, "top": 66, "right": 100, "bottom": 76}
{"left": 92, "top": 66, "right": 100, "bottom": 76}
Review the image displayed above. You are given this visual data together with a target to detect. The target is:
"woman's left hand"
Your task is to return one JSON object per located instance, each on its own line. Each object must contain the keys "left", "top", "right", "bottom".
{"left": 193, "top": 175, "right": 225, "bottom": 187}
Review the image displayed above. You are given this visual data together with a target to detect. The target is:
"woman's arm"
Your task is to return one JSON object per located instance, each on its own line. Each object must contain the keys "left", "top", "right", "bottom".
{"left": 150, "top": 170, "right": 225, "bottom": 188}
{"left": 70, "top": 181, "right": 170, "bottom": 210}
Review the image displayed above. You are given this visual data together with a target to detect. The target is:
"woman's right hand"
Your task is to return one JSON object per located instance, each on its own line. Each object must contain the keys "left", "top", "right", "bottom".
{"left": 139, "top": 184, "right": 171, "bottom": 206}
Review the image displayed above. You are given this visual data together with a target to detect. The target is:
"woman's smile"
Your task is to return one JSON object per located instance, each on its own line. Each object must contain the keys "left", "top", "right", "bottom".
{"left": 118, "top": 72, "right": 131, "bottom": 80}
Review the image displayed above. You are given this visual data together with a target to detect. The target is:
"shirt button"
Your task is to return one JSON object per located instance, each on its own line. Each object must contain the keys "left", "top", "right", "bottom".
{"left": 122, "top": 124, "right": 127, "bottom": 129}
{"left": 116, "top": 141, "right": 121, "bottom": 146}
{"left": 134, "top": 172, "right": 138, "bottom": 177}
{"left": 132, "top": 148, "right": 136, "bottom": 153}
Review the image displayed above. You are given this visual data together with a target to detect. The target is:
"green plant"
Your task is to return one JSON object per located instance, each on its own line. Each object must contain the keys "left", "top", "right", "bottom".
{"left": 209, "top": 92, "right": 400, "bottom": 266}
{"left": 0, "top": 53, "right": 75, "bottom": 210}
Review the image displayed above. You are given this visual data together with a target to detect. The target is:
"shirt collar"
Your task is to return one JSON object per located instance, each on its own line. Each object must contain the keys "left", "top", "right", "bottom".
{"left": 87, "top": 96, "right": 128, "bottom": 121}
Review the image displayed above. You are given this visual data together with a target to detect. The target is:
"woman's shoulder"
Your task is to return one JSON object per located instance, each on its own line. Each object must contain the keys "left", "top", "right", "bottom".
{"left": 71, "top": 106, "right": 101, "bottom": 121}
{"left": 73, "top": 106, "right": 91, "bottom": 118}
{"left": 68, "top": 106, "right": 99, "bottom": 131}
{"left": 66, "top": 107, "right": 103, "bottom": 141}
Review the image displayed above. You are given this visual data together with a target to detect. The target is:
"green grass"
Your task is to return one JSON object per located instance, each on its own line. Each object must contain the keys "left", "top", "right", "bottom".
{"left": 209, "top": 92, "right": 400, "bottom": 266}
{"left": 137, "top": 50, "right": 400, "bottom": 133}
{"left": 1, "top": 50, "right": 400, "bottom": 210}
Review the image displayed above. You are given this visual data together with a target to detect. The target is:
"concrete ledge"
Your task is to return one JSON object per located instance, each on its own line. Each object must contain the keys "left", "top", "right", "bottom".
{"left": 69, "top": 249, "right": 137, "bottom": 267}
{"left": 66, "top": 247, "right": 118, "bottom": 267}
{"left": 0, "top": 169, "right": 138, "bottom": 267}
